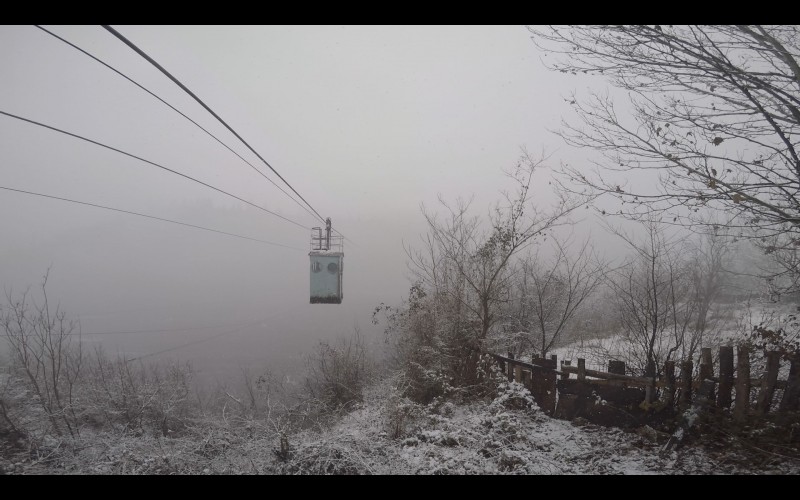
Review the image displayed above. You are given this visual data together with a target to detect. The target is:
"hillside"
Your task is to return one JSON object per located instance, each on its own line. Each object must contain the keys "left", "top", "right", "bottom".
{"left": 3, "top": 375, "right": 798, "bottom": 475}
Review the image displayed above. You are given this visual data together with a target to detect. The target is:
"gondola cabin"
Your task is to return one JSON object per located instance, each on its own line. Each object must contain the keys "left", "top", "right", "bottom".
{"left": 309, "top": 219, "right": 343, "bottom": 304}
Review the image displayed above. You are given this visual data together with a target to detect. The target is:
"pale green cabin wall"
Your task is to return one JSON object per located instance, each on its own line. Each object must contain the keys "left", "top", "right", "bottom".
{"left": 309, "top": 252, "right": 343, "bottom": 303}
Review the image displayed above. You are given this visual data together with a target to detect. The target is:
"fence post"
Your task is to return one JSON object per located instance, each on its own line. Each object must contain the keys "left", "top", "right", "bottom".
{"left": 756, "top": 351, "right": 781, "bottom": 415}
{"left": 734, "top": 346, "right": 750, "bottom": 422}
{"left": 662, "top": 360, "right": 676, "bottom": 408}
{"left": 700, "top": 348, "right": 713, "bottom": 379}
{"left": 645, "top": 382, "right": 655, "bottom": 406}
{"left": 577, "top": 358, "right": 586, "bottom": 382}
{"left": 718, "top": 346, "right": 734, "bottom": 410}
{"left": 679, "top": 360, "right": 693, "bottom": 410}
{"left": 541, "top": 357, "right": 557, "bottom": 416}
{"left": 698, "top": 347, "right": 716, "bottom": 406}
{"left": 779, "top": 354, "right": 800, "bottom": 412}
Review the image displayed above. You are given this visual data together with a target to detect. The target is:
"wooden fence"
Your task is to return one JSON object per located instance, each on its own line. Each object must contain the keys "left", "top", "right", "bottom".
{"left": 489, "top": 346, "right": 800, "bottom": 424}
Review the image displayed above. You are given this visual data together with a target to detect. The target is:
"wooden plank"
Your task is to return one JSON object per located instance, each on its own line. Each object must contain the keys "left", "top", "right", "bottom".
{"left": 644, "top": 358, "right": 657, "bottom": 406}
{"left": 566, "top": 378, "right": 636, "bottom": 388}
{"left": 734, "top": 345, "right": 750, "bottom": 422}
{"left": 540, "top": 367, "right": 557, "bottom": 415}
{"left": 608, "top": 360, "right": 626, "bottom": 375}
{"left": 514, "top": 365, "right": 523, "bottom": 384}
{"left": 560, "top": 365, "right": 652, "bottom": 385}
{"left": 779, "top": 355, "right": 800, "bottom": 412}
{"left": 561, "top": 360, "right": 571, "bottom": 380}
{"left": 533, "top": 357, "right": 557, "bottom": 370}
{"left": 558, "top": 379, "right": 645, "bottom": 403}
{"left": 644, "top": 382, "right": 655, "bottom": 406}
{"left": 507, "top": 352, "right": 514, "bottom": 382}
{"left": 755, "top": 351, "right": 781, "bottom": 415}
{"left": 577, "top": 358, "right": 586, "bottom": 382}
{"left": 701, "top": 348, "right": 714, "bottom": 378}
{"left": 662, "top": 360, "right": 676, "bottom": 407}
{"left": 699, "top": 347, "right": 715, "bottom": 403}
{"left": 718, "top": 346, "right": 734, "bottom": 410}
{"left": 679, "top": 360, "right": 693, "bottom": 410}
{"left": 696, "top": 379, "right": 717, "bottom": 410}
{"left": 488, "top": 353, "right": 557, "bottom": 373}
{"left": 531, "top": 357, "right": 557, "bottom": 415}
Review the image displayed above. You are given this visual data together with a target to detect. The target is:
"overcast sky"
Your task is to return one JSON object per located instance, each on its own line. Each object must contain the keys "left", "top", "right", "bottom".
{"left": 0, "top": 25, "right": 608, "bottom": 380}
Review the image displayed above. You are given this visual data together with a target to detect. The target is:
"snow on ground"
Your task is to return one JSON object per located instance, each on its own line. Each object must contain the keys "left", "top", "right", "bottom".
{"left": 276, "top": 379, "right": 799, "bottom": 475}
{"left": 549, "top": 299, "right": 799, "bottom": 373}
{"left": 3, "top": 375, "right": 798, "bottom": 475}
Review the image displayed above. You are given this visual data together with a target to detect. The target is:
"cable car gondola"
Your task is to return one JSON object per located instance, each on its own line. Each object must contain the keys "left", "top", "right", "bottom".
{"left": 309, "top": 218, "right": 343, "bottom": 304}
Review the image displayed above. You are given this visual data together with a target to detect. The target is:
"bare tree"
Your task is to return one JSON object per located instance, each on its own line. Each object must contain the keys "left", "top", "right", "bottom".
{"left": 681, "top": 231, "right": 731, "bottom": 356}
{"left": 510, "top": 235, "right": 605, "bottom": 358}
{"left": 603, "top": 220, "right": 731, "bottom": 376}
{"left": 0, "top": 271, "right": 83, "bottom": 438}
{"left": 0, "top": 366, "right": 27, "bottom": 440}
{"left": 398, "top": 150, "right": 581, "bottom": 387}
{"left": 605, "top": 221, "right": 683, "bottom": 376}
{"left": 530, "top": 25, "right": 800, "bottom": 289}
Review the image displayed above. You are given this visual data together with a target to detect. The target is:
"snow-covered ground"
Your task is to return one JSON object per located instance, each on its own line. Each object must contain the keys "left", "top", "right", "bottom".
{"left": 3, "top": 375, "right": 798, "bottom": 475}
{"left": 275, "top": 379, "right": 800, "bottom": 475}
{"left": 4, "top": 299, "right": 799, "bottom": 475}
{"left": 548, "top": 300, "right": 799, "bottom": 373}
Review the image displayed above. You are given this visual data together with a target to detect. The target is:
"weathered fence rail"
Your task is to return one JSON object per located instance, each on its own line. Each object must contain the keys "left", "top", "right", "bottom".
{"left": 487, "top": 346, "right": 800, "bottom": 424}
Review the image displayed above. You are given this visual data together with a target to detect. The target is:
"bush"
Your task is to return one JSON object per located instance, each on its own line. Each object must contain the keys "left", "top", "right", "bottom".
{"left": 304, "top": 330, "right": 373, "bottom": 413}
{"left": 83, "top": 349, "right": 194, "bottom": 436}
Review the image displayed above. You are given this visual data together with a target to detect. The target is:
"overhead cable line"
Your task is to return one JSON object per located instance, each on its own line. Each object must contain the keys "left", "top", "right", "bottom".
{"left": 0, "top": 109, "right": 309, "bottom": 231}
{"left": 0, "top": 185, "right": 305, "bottom": 251}
{"left": 102, "top": 25, "right": 328, "bottom": 225}
{"left": 2, "top": 317, "right": 285, "bottom": 337}
{"left": 125, "top": 314, "right": 282, "bottom": 363}
{"left": 81, "top": 321, "right": 262, "bottom": 336}
{"left": 4, "top": 315, "right": 283, "bottom": 360}
{"left": 34, "top": 25, "right": 322, "bottom": 226}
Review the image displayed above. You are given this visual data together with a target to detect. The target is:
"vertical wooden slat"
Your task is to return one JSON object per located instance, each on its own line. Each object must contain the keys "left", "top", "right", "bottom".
{"left": 699, "top": 347, "right": 715, "bottom": 404}
{"left": 514, "top": 365, "right": 523, "bottom": 384}
{"left": 577, "top": 358, "right": 586, "bottom": 382}
{"left": 663, "top": 360, "right": 676, "bottom": 407}
{"left": 700, "top": 348, "right": 714, "bottom": 378}
{"left": 541, "top": 357, "right": 557, "bottom": 416}
{"left": 507, "top": 352, "right": 514, "bottom": 382}
{"left": 530, "top": 357, "right": 557, "bottom": 416}
{"left": 779, "top": 355, "right": 800, "bottom": 412}
{"left": 734, "top": 346, "right": 750, "bottom": 422}
{"left": 645, "top": 382, "right": 655, "bottom": 406}
{"left": 679, "top": 360, "right": 693, "bottom": 410}
{"left": 561, "top": 360, "right": 571, "bottom": 380}
{"left": 644, "top": 357, "right": 658, "bottom": 406}
{"left": 756, "top": 351, "right": 781, "bottom": 415}
{"left": 718, "top": 346, "right": 734, "bottom": 410}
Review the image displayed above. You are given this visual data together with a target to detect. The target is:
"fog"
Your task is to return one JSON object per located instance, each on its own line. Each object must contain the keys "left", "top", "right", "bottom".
{"left": 0, "top": 25, "right": 617, "bottom": 384}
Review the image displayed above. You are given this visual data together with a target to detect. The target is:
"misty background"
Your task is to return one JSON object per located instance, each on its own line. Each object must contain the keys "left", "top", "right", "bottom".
{"left": 0, "top": 25, "right": 617, "bottom": 383}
